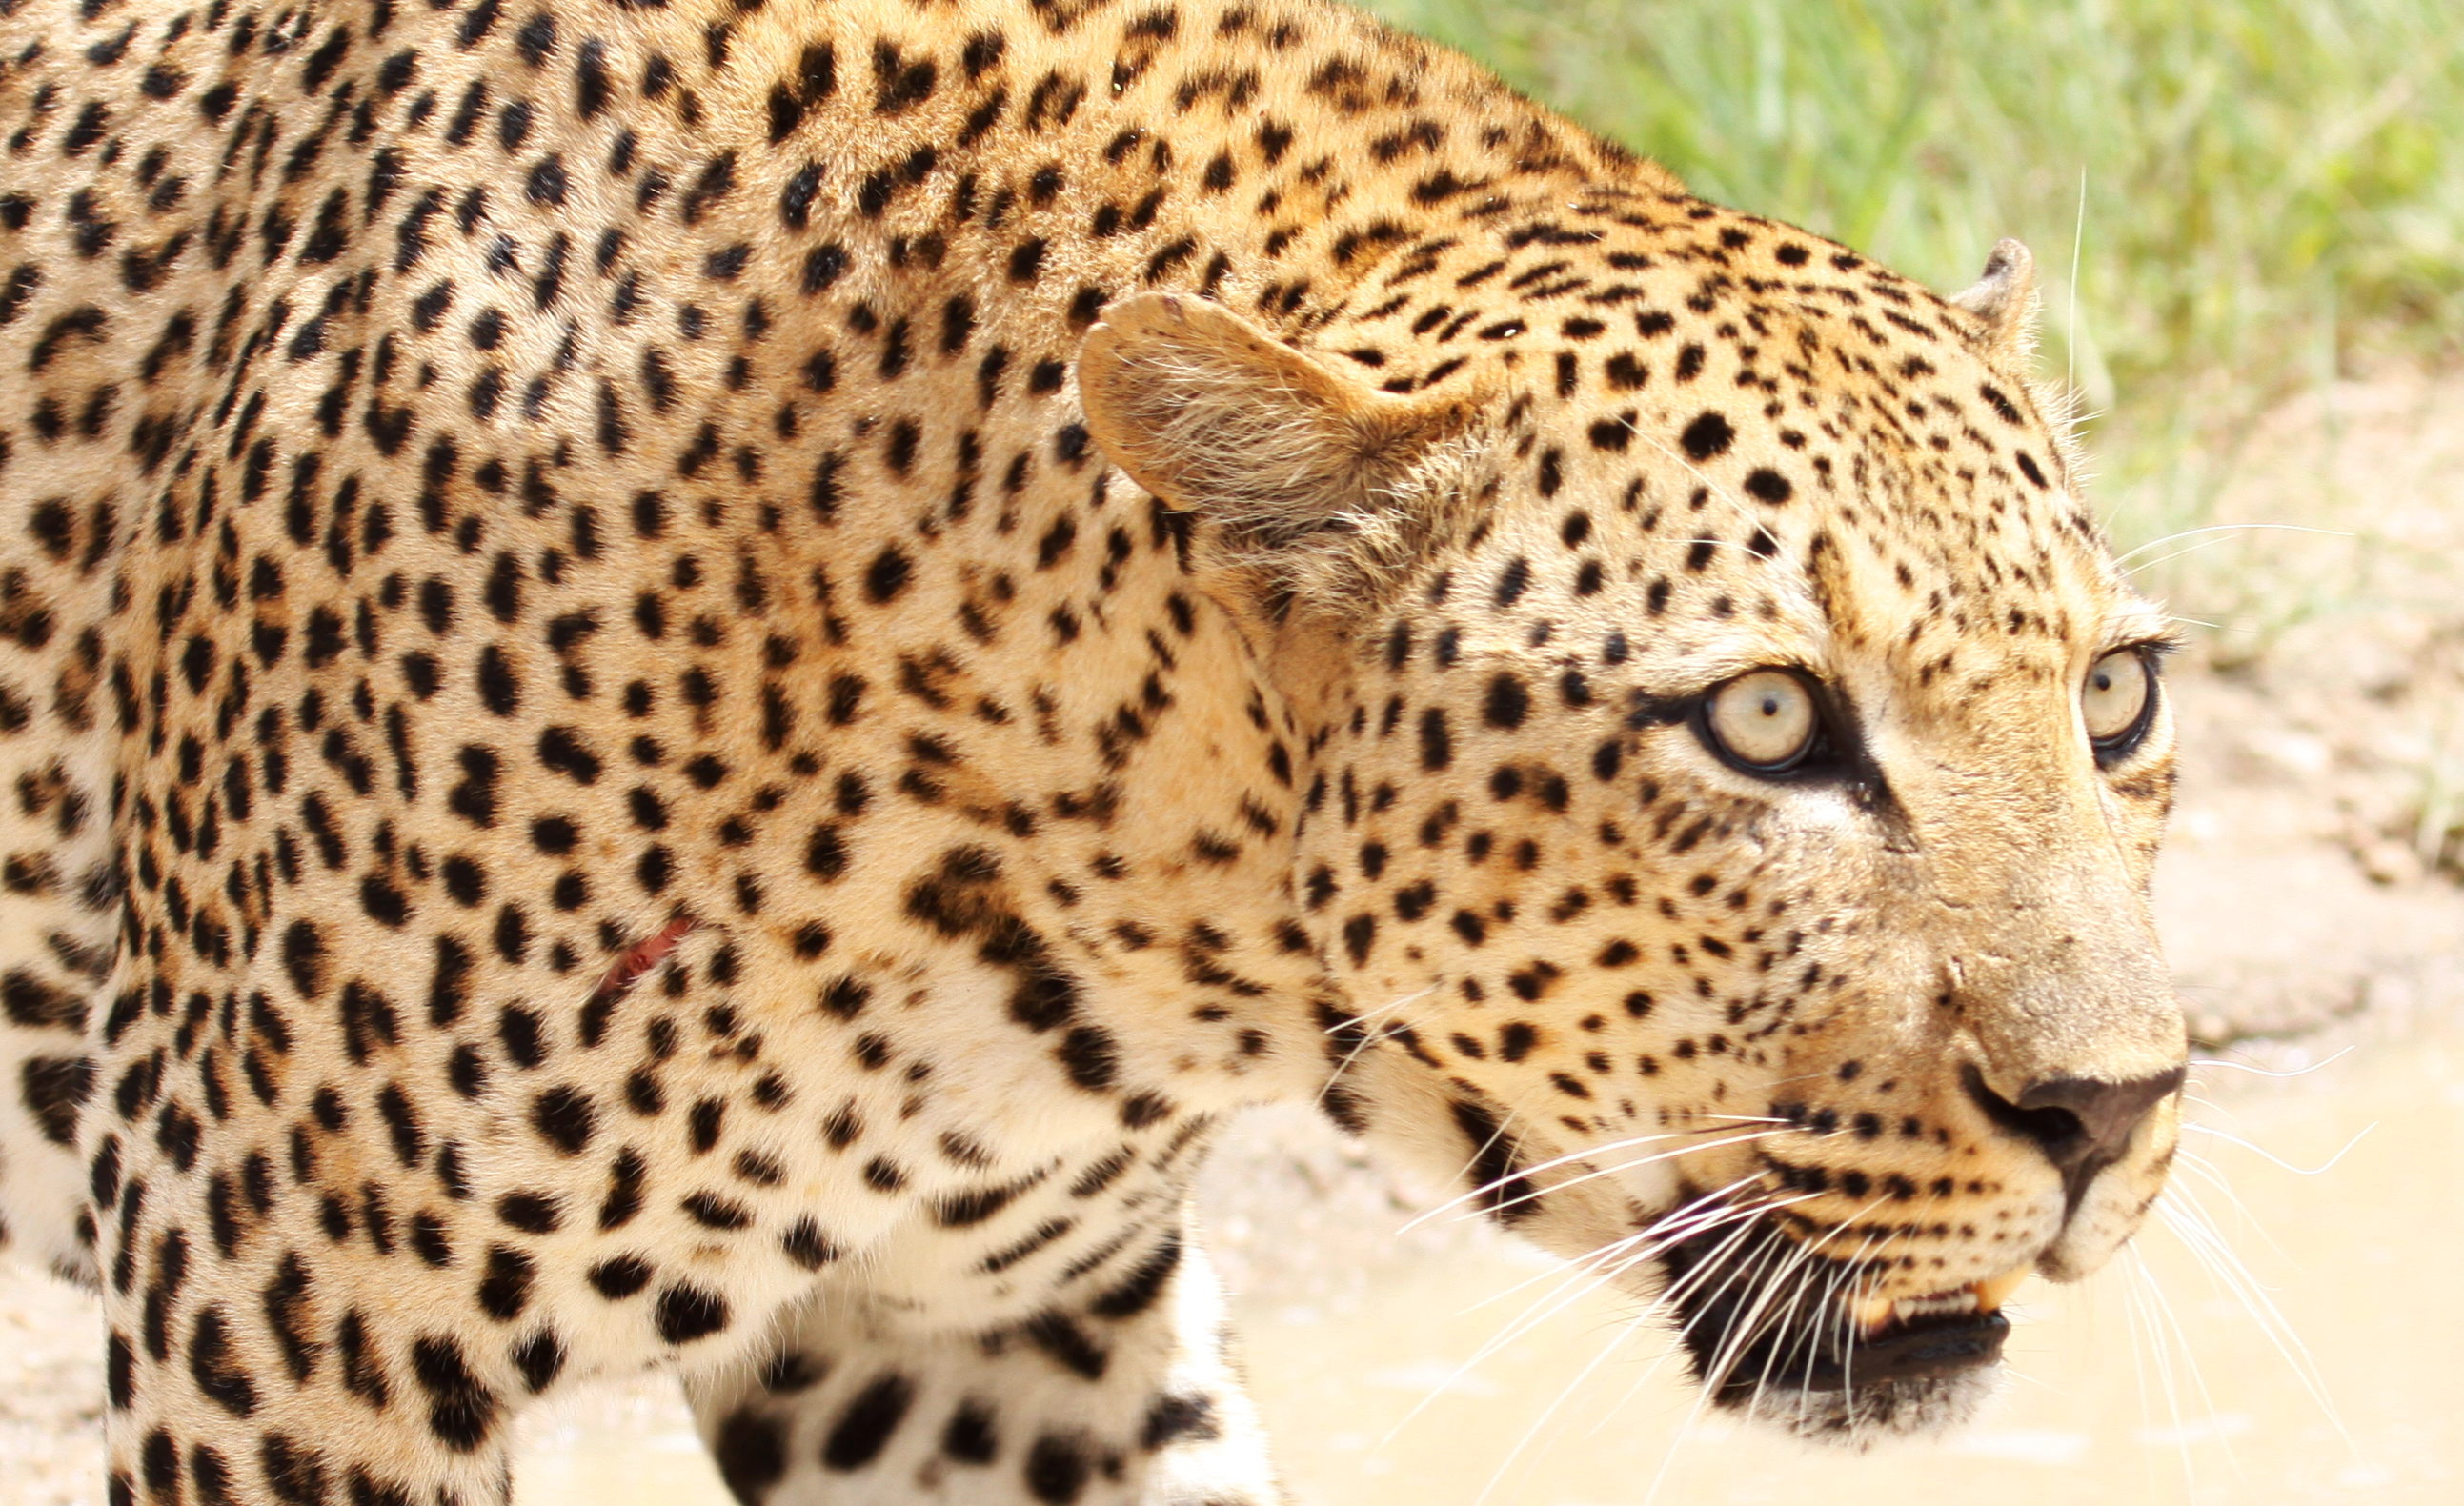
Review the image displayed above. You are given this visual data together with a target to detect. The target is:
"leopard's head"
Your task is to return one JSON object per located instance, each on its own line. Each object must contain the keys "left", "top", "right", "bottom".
{"left": 1089, "top": 220, "right": 2188, "bottom": 1439}
{"left": 1080, "top": 218, "right": 2186, "bottom": 1441}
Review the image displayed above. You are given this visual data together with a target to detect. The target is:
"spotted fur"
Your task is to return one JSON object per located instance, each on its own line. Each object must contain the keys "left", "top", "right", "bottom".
{"left": 0, "top": 0, "right": 2188, "bottom": 1499}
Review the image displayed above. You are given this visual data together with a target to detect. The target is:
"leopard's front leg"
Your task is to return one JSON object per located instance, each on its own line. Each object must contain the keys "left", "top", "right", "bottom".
{"left": 689, "top": 1209, "right": 1281, "bottom": 1506}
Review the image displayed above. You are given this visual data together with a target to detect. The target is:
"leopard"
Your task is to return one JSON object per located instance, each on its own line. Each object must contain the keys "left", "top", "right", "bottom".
{"left": 0, "top": 0, "right": 2193, "bottom": 1500}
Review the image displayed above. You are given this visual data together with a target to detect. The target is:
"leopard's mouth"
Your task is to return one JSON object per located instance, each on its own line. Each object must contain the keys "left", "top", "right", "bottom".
{"left": 1658, "top": 1209, "right": 2031, "bottom": 1438}
{"left": 1677, "top": 1265, "right": 2024, "bottom": 1398}
{"left": 1809, "top": 1266, "right": 2029, "bottom": 1390}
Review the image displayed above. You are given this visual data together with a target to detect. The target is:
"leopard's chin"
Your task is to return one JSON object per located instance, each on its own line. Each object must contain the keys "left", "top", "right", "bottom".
{"left": 1689, "top": 1297, "right": 2012, "bottom": 1446}
{"left": 1731, "top": 1364, "right": 2005, "bottom": 1448}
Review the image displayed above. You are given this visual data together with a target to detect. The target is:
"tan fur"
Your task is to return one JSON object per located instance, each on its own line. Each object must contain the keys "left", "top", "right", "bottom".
{"left": 1080, "top": 292, "right": 1488, "bottom": 611}
{"left": 0, "top": 0, "right": 2185, "bottom": 1497}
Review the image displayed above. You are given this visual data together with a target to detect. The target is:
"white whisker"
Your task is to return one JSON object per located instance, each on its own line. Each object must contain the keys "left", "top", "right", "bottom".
{"left": 2118, "top": 1254, "right": 2168, "bottom": 1496}
{"left": 2182, "top": 1120, "right": 2375, "bottom": 1176}
{"left": 1399, "top": 1124, "right": 1782, "bottom": 1234}
{"left": 1641, "top": 1223, "right": 1799, "bottom": 1506}
{"left": 1391, "top": 1186, "right": 1803, "bottom": 1449}
{"left": 2172, "top": 1148, "right": 2293, "bottom": 1266}
{"left": 2155, "top": 1185, "right": 2346, "bottom": 1441}
{"left": 1308, "top": 982, "right": 1438, "bottom": 1111}
{"left": 2190, "top": 1045, "right": 2354, "bottom": 1079}
{"left": 1455, "top": 1175, "right": 1776, "bottom": 1318}
{"left": 2122, "top": 524, "right": 2351, "bottom": 576}
{"left": 2130, "top": 1248, "right": 2217, "bottom": 1491}
{"left": 2111, "top": 521, "right": 2353, "bottom": 565}
{"left": 2065, "top": 166, "right": 2088, "bottom": 401}
{"left": 1438, "top": 1130, "right": 1789, "bottom": 1227}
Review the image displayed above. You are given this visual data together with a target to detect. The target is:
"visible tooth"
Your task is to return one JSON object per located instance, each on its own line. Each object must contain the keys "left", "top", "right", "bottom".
{"left": 1973, "top": 1266, "right": 2029, "bottom": 1314}
{"left": 1890, "top": 1289, "right": 1980, "bottom": 1322}
{"left": 1849, "top": 1294, "right": 1894, "bottom": 1336}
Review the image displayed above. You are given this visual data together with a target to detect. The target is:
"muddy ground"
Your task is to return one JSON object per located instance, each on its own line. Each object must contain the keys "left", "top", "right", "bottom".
{"left": 7, "top": 369, "right": 2462, "bottom": 1504}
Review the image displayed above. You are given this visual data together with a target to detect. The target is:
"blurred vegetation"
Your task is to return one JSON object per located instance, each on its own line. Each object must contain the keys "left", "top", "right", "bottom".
{"left": 1362, "top": 0, "right": 2464, "bottom": 551}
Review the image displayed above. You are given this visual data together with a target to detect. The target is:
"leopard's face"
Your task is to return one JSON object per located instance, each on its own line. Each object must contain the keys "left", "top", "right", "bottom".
{"left": 1083, "top": 224, "right": 2188, "bottom": 1441}
{"left": 1308, "top": 270, "right": 2183, "bottom": 1441}
{"left": 1328, "top": 466, "right": 2182, "bottom": 1433}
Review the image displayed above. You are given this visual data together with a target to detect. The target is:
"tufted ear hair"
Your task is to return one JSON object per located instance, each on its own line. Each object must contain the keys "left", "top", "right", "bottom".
{"left": 1948, "top": 237, "right": 2038, "bottom": 364}
{"left": 1078, "top": 293, "right": 1482, "bottom": 613}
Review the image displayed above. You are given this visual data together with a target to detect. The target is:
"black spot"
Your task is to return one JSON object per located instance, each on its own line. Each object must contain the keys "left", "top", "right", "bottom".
{"left": 536, "top": 726, "right": 601, "bottom": 784}
{"left": 654, "top": 1284, "right": 730, "bottom": 1344}
{"left": 863, "top": 546, "right": 913, "bottom": 603}
{"left": 258, "top": 1434, "right": 330, "bottom": 1504}
{"left": 1680, "top": 411, "right": 1734, "bottom": 460}
{"left": 1057, "top": 1026, "right": 1119, "bottom": 1092}
{"left": 781, "top": 1217, "right": 843, "bottom": 1270}
{"left": 497, "top": 1005, "right": 545, "bottom": 1067}
{"left": 942, "top": 1400, "right": 999, "bottom": 1463}
{"left": 715, "top": 1409, "right": 788, "bottom": 1499}
{"left": 1484, "top": 673, "right": 1529, "bottom": 729}
{"left": 140, "top": 1430, "right": 176, "bottom": 1496}
{"left": 682, "top": 1193, "right": 751, "bottom": 1230}
{"left": 188, "top": 1307, "right": 258, "bottom": 1416}
{"left": 412, "top": 1336, "right": 498, "bottom": 1453}
{"left": 1141, "top": 1391, "right": 1222, "bottom": 1450}
{"left": 1090, "top": 1233, "right": 1182, "bottom": 1319}
{"left": 1023, "top": 1311, "right": 1108, "bottom": 1379}
{"left": 1024, "top": 1434, "right": 1090, "bottom": 1504}
{"left": 1341, "top": 914, "right": 1375, "bottom": 966}
{"left": 281, "top": 921, "right": 326, "bottom": 1001}
{"left": 359, "top": 874, "right": 411, "bottom": 927}
{"left": 531, "top": 1087, "right": 595, "bottom": 1154}
{"left": 823, "top": 1374, "right": 916, "bottom": 1471}
{"left": 1743, "top": 467, "right": 1793, "bottom": 504}
{"left": 514, "top": 1330, "right": 566, "bottom": 1393}
{"left": 20, "top": 1055, "right": 91, "bottom": 1144}
{"left": 477, "top": 1246, "right": 535, "bottom": 1320}
{"left": 1493, "top": 556, "right": 1530, "bottom": 607}
{"left": 1417, "top": 707, "right": 1451, "bottom": 770}
{"left": 802, "top": 243, "right": 850, "bottom": 293}
{"left": 586, "top": 1255, "right": 651, "bottom": 1298}
{"left": 0, "top": 969, "right": 81, "bottom": 1029}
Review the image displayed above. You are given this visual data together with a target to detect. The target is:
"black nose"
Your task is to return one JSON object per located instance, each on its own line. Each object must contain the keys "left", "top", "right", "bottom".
{"left": 1963, "top": 1064, "right": 2186, "bottom": 1209}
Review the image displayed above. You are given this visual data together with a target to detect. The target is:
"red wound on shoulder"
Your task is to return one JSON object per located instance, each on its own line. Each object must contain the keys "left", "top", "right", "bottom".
{"left": 590, "top": 917, "right": 698, "bottom": 1004}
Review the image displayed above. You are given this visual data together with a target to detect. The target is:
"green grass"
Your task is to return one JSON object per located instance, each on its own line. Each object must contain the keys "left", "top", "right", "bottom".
{"left": 1361, "top": 0, "right": 2464, "bottom": 559}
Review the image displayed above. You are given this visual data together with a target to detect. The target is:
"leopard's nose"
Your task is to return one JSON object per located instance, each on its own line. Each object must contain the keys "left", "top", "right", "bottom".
{"left": 1963, "top": 1065, "right": 2186, "bottom": 1204}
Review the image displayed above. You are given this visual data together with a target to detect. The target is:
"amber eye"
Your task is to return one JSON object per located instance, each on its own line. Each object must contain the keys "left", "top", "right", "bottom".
{"left": 2082, "top": 648, "right": 2156, "bottom": 755}
{"left": 1701, "top": 670, "right": 1822, "bottom": 774}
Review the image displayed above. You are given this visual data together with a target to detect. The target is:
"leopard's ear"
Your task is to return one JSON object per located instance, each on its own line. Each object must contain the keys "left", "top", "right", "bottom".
{"left": 1077, "top": 293, "right": 1481, "bottom": 611}
{"left": 1948, "top": 238, "right": 2038, "bottom": 365}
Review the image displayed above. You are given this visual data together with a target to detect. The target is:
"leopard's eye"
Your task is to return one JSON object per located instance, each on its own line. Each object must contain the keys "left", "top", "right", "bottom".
{"left": 2082, "top": 648, "right": 2156, "bottom": 755}
{"left": 1701, "top": 670, "right": 1820, "bottom": 774}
